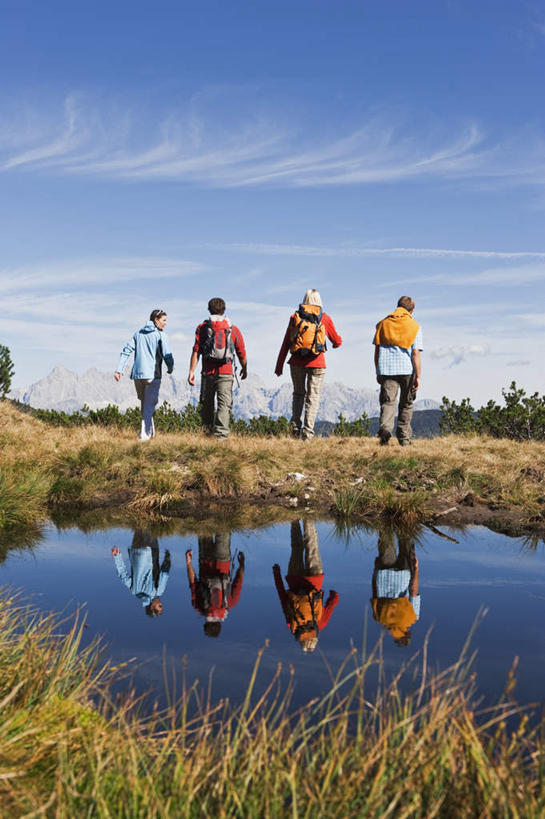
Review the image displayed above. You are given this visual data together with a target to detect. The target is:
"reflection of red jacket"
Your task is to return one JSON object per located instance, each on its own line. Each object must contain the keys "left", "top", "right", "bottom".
{"left": 275, "top": 312, "right": 342, "bottom": 371}
{"left": 273, "top": 565, "right": 339, "bottom": 633}
{"left": 190, "top": 560, "right": 244, "bottom": 619}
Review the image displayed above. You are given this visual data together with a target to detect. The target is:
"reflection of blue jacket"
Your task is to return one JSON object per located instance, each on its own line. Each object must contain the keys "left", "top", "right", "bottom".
{"left": 113, "top": 548, "right": 171, "bottom": 607}
{"left": 116, "top": 321, "right": 174, "bottom": 380}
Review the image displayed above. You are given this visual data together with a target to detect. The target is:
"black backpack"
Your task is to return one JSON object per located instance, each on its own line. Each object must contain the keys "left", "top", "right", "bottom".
{"left": 201, "top": 318, "right": 235, "bottom": 364}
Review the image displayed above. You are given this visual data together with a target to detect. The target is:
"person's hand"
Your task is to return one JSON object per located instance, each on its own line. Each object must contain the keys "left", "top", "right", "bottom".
{"left": 240, "top": 364, "right": 247, "bottom": 380}
{"left": 273, "top": 563, "right": 280, "bottom": 571}
{"left": 376, "top": 374, "right": 381, "bottom": 385}
{"left": 238, "top": 552, "right": 245, "bottom": 567}
{"left": 275, "top": 366, "right": 283, "bottom": 377}
{"left": 185, "top": 549, "right": 193, "bottom": 563}
{"left": 188, "top": 372, "right": 196, "bottom": 386}
{"left": 410, "top": 552, "right": 419, "bottom": 571}
{"left": 167, "top": 368, "right": 173, "bottom": 375}
{"left": 412, "top": 376, "right": 420, "bottom": 392}
{"left": 112, "top": 547, "right": 120, "bottom": 556}
{"left": 114, "top": 373, "right": 122, "bottom": 382}
{"left": 165, "top": 549, "right": 170, "bottom": 559}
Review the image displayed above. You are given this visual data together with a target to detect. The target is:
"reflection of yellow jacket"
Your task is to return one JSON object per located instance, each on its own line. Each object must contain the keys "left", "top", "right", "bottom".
{"left": 371, "top": 597, "right": 417, "bottom": 640}
{"left": 373, "top": 307, "right": 420, "bottom": 349}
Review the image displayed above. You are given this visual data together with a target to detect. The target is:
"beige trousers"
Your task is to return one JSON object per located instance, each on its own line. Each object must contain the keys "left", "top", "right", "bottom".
{"left": 290, "top": 365, "right": 325, "bottom": 440}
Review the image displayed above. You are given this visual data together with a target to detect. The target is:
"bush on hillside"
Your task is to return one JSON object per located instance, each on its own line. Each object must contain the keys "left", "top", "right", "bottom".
{"left": 440, "top": 382, "right": 545, "bottom": 440}
{"left": 0, "top": 345, "right": 14, "bottom": 399}
{"left": 333, "top": 412, "right": 371, "bottom": 437}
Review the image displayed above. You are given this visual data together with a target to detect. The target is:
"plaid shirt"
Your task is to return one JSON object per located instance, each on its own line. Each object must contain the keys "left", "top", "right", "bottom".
{"left": 375, "top": 569, "right": 421, "bottom": 619}
{"left": 376, "top": 328, "right": 423, "bottom": 376}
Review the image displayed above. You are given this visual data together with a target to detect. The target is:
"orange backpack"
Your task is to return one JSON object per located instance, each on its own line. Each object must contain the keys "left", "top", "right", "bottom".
{"left": 289, "top": 304, "right": 327, "bottom": 357}
{"left": 287, "top": 589, "right": 323, "bottom": 640}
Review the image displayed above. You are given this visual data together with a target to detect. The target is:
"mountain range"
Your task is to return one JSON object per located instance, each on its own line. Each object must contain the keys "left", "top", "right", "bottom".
{"left": 10, "top": 365, "right": 440, "bottom": 422}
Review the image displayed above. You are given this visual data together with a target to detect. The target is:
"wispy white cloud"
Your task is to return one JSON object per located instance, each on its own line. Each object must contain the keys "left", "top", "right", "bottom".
{"left": 388, "top": 262, "right": 545, "bottom": 287}
{"left": 0, "top": 94, "right": 526, "bottom": 189}
{"left": 431, "top": 344, "right": 492, "bottom": 367}
{"left": 216, "top": 242, "right": 545, "bottom": 261}
{"left": 507, "top": 359, "right": 531, "bottom": 366}
{"left": 0, "top": 256, "right": 205, "bottom": 294}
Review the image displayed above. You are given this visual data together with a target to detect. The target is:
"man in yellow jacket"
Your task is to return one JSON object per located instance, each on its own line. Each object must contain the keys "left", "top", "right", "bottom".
{"left": 373, "top": 296, "right": 422, "bottom": 446}
{"left": 371, "top": 528, "right": 420, "bottom": 647}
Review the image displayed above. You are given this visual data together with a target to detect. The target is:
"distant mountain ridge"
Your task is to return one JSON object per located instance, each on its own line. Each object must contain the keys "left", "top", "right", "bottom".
{"left": 10, "top": 365, "right": 440, "bottom": 422}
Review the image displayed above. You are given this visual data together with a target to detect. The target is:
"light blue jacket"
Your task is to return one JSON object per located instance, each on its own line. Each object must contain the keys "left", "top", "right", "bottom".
{"left": 113, "top": 548, "right": 171, "bottom": 607}
{"left": 116, "top": 321, "right": 174, "bottom": 380}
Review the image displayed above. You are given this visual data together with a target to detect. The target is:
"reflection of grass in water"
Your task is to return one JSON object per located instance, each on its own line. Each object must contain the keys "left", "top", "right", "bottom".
{"left": 333, "top": 483, "right": 430, "bottom": 527}
{"left": 0, "top": 598, "right": 543, "bottom": 816}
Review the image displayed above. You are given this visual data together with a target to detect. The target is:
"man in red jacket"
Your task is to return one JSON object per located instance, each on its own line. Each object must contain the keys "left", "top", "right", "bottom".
{"left": 275, "top": 289, "right": 342, "bottom": 440}
{"left": 188, "top": 297, "right": 247, "bottom": 439}
{"left": 186, "top": 534, "right": 245, "bottom": 638}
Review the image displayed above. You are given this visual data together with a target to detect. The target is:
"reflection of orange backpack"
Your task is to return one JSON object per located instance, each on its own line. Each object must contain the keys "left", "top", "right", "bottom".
{"left": 287, "top": 589, "right": 323, "bottom": 640}
{"left": 371, "top": 597, "right": 416, "bottom": 640}
{"left": 289, "top": 305, "right": 327, "bottom": 357}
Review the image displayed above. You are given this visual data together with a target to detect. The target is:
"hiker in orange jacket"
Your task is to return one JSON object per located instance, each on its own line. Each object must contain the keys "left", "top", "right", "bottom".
{"left": 370, "top": 527, "right": 420, "bottom": 646}
{"left": 275, "top": 289, "right": 342, "bottom": 440}
{"left": 186, "top": 533, "right": 244, "bottom": 638}
{"left": 273, "top": 519, "right": 339, "bottom": 652}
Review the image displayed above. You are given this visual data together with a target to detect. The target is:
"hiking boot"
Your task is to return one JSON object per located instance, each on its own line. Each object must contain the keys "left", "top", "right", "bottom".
{"left": 398, "top": 439, "right": 412, "bottom": 447}
{"left": 378, "top": 430, "right": 391, "bottom": 446}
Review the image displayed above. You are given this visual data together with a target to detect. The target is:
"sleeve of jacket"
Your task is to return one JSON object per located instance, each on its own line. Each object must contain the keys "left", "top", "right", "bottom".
{"left": 324, "top": 314, "right": 342, "bottom": 348}
{"left": 317, "top": 590, "right": 339, "bottom": 631}
{"left": 232, "top": 326, "right": 246, "bottom": 364}
{"left": 116, "top": 334, "right": 136, "bottom": 375}
{"left": 113, "top": 553, "right": 132, "bottom": 590}
{"left": 227, "top": 567, "right": 244, "bottom": 609}
{"left": 273, "top": 565, "right": 291, "bottom": 625}
{"left": 275, "top": 321, "right": 292, "bottom": 373}
{"left": 161, "top": 331, "right": 174, "bottom": 373}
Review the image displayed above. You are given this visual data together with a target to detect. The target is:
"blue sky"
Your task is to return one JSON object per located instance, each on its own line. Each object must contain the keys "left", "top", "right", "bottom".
{"left": 2, "top": 0, "right": 545, "bottom": 404}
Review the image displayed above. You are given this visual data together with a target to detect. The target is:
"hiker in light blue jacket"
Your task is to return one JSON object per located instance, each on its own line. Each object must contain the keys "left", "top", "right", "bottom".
{"left": 114, "top": 309, "right": 174, "bottom": 441}
{"left": 111, "top": 530, "right": 171, "bottom": 618}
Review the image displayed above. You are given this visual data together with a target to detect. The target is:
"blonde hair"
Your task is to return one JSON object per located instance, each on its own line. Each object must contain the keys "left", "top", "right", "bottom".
{"left": 300, "top": 638, "right": 318, "bottom": 653}
{"left": 301, "top": 289, "right": 322, "bottom": 307}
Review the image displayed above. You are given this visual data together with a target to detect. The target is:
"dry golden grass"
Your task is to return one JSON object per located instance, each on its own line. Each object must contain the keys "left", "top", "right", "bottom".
{"left": 1, "top": 596, "right": 544, "bottom": 817}
{"left": 3, "top": 401, "right": 545, "bottom": 534}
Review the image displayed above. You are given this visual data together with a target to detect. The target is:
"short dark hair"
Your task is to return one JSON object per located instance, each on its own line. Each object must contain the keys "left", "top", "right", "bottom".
{"left": 397, "top": 296, "right": 415, "bottom": 312}
{"left": 150, "top": 309, "right": 166, "bottom": 322}
{"left": 145, "top": 604, "right": 162, "bottom": 618}
{"left": 208, "top": 298, "right": 226, "bottom": 315}
{"left": 204, "top": 621, "right": 222, "bottom": 638}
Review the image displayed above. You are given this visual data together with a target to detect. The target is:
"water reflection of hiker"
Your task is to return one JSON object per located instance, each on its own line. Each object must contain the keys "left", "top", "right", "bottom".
{"left": 185, "top": 534, "right": 245, "bottom": 638}
{"left": 111, "top": 530, "right": 171, "bottom": 617}
{"left": 370, "top": 527, "right": 420, "bottom": 646}
{"left": 273, "top": 520, "right": 339, "bottom": 653}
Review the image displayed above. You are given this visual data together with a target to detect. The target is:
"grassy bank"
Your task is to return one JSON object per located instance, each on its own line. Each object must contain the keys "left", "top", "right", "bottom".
{"left": 0, "top": 595, "right": 543, "bottom": 817}
{"left": 2, "top": 401, "right": 545, "bottom": 540}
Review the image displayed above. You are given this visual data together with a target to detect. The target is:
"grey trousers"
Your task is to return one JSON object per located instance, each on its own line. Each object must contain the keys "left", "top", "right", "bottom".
{"left": 290, "top": 365, "right": 325, "bottom": 440}
{"left": 134, "top": 378, "right": 161, "bottom": 437}
{"left": 288, "top": 520, "right": 323, "bottom": 576}
{"left": 200, "top": 373, "right": 234, "bottom": 438}
{"left": 378, "top": 375, "right": 415, "bottom": 442}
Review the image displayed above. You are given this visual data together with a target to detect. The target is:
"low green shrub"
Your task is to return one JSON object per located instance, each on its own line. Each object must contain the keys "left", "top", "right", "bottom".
{"left": 441, "top": 382, "right": 545, "bottom": 440}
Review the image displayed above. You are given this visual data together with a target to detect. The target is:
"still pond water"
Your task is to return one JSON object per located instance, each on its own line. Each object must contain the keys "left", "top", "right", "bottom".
{"left": 2, "top": 519, "right": 545, "bottom": 710}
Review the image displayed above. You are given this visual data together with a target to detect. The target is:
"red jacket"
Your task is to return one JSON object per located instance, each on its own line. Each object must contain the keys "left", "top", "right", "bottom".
{"left": 190, "top": 561, "right": 244, "bottom": 619}
{"left": 193, "top": 319, "right": 246, "bottom": 376}
{"left": 275, "top": 311, "right": 342, "bottom": 372}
